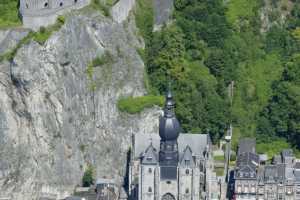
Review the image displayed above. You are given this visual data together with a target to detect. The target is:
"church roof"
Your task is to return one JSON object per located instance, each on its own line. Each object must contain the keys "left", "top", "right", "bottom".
{"left": 141, "top": 143, "right": 158, "bottom": 165}
{"left": 159, "top": 90, "right": 181, "bottom": 141}
{"left": 133, "top": 133, "right": 211, "bottom": 159}
{"left": 179, "top": 145, "right": 195, "bottom": 167}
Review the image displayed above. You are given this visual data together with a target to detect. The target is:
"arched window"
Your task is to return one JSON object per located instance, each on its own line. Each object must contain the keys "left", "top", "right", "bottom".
{"left": 148, "top": 187, "right": 152, "bottom": 193}
{"left": 162, "top": 193, "right": 175, "bottom": 200}
{"left": 185, "top": 169, "right": 189, "bottom": 175}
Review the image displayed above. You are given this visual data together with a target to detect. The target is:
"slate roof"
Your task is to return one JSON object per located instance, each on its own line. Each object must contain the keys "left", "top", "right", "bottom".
{"left": 133, "top": 133, "right": 211, "bottom": 159}
{"left": 141, "top": 143, "right": 158, "bottom": 165}
{"left": 294, "top": 162, "right": 300, "bottom": 182}
{"left": 179, "top": 145, "right": 195, "bottom": 167}
{"left": 281, "top": 149, "right": 294, "bottom": 158}
{"left": 235, "top": 152, "right": 259, "bottom": 179}
{"left": 237, "top": 138, "right": 256, "bottom": 155}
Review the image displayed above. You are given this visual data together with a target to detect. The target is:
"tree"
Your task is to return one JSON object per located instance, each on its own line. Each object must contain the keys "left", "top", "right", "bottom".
{"left": 82, "top": 164, "right": 95, "bottom": 187}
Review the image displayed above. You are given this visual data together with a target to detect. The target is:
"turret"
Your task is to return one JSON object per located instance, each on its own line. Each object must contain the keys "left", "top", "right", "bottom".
{"left": 158, "top": 90, "right": 181, "bottom": 179}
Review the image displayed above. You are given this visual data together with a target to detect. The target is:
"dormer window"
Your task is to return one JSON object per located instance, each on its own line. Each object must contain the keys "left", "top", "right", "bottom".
{"left": 146, "top": 157, "right": 152, "bottom": 161}
{"left": 185, "top": 160, "right": 190, "bottom": 166}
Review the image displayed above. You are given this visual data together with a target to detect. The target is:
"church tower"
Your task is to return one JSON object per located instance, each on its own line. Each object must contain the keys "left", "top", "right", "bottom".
{"left": 158, "top": 90, "right": 181, "bottom": 200}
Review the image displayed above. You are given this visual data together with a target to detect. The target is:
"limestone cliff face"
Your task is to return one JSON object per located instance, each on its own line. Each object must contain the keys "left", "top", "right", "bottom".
{"left": 0, "top": 10, "right": 159, "bottom": 200}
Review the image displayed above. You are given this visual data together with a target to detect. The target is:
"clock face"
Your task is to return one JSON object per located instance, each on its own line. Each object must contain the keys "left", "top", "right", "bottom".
{"left": 162, "top": 193, "right": 175, "bottom": 200}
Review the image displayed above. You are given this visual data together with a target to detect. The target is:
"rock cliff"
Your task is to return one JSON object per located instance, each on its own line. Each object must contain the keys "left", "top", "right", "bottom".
{"left": 0, "top": 10, "right": 159, "bottom": 200}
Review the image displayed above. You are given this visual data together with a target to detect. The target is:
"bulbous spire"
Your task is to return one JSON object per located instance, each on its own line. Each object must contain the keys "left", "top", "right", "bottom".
{"left": 159, "top": 89, "right": 181, "bottom": 141}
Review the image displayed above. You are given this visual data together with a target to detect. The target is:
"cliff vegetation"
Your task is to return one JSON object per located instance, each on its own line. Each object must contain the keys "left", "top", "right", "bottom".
{"left": 136, "top": 0, "right": 300, "bottom": 157}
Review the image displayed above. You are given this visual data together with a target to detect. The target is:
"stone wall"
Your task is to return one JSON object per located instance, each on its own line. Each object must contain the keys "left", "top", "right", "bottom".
{"left": 20, "top": 0, "right": 90, "bottom": 30}
{"left": 111, "top": 0, "right": 135, "bottom": 23}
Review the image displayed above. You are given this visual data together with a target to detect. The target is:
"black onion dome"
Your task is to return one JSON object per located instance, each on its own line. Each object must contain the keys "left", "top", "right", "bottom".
{"left": 159, "top": 90, "right": 181, "bottom": 141}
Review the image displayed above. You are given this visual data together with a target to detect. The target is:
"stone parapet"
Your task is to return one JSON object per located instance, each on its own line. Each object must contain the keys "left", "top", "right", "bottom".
{"left": 19, "top": 0, "right": 90, "bottom": 30}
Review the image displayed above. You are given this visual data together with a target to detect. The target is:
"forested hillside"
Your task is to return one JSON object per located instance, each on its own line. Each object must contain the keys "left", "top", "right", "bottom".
{"left": 137, "top": 0, "right": 300, "bottom": 156}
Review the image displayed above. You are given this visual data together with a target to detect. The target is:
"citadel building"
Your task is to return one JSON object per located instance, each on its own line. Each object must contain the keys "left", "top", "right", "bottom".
{"left": 128, "top": 91, "right": 215, "bottom": 200}
{"left": 19, "top": 0, "right": 90, "bottom": 30}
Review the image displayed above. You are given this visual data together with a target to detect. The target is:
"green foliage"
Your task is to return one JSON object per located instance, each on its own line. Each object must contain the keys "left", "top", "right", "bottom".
{"left": 256, "top": 139, "right": 291, "bottom": 158}
{"left": 90, "top": 0, "right": 111, "bottom": 17}
{"left": 33, "top": 16, "right": 65, "bottom": 44}
{"left": 214, "top": 155, "right": 225, "bottom": 162}
{"left": 134, "top": 0, "right": 154, "bottom": 42}
{"left": 215, "top": 167, "right": 224, "bottom": 176}
{"left": 226, "top": 0, "right": 261, "bottom": 25}
{"left": 257, "top": 54, "right": 300, "bottom": 149}
{"left": 86, "top": 51, "right": 114, "bottom": 91}
{"left": 118, "top": 96, "right": 164, "bottom": 114}
{"left": 0, "top": 0, "right": 21, "bottom": 28}
{"left": 82, "top": 164, "right": 95, "bottom": 187}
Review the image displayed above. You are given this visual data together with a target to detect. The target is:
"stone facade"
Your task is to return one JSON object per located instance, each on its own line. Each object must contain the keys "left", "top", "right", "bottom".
{"left": 19, "top": 0, "right": 90, "bottom": 30}
{"left": 234, "top": 139, "right": 300, "bottom": 200}
{"left": 128, "top": 91, "right": 214, "bottom": 200}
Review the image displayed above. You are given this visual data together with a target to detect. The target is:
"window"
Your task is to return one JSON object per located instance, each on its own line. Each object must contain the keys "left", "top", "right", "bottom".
{"left": 185, "top": 160, "right": 190, "bottom": 166}
{"left": 185, "top": 169, "right": 189, "bottom": 175}
{"left": 146, "top": 157, "right": 152, "bottom": 161}
{"left": 166, "top": 181, "right": 171, "bottom": 184}
{"left": 26, "top": 3, "right": 29, "bottom": 8}
{"left": 185, "top": 188, "right": 189, "bottom": 194}
{"left": 74, "top": 0, "right": 78, "bottom": 2}
{"left": 148, "top": 168, "right": 152, "bottom": 173}
{"left": 44, "top": 2, "right": 48, "bottom": 7}
{"left": 60, "top": 2, "right": 63, "bottom": 6}
{"left": 148, "top": 187, "right": 152, "bottom": 193}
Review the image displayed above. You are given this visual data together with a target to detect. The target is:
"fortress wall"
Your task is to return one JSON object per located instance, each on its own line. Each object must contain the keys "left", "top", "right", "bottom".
{"left": 20, "top": 0, "right": 90, "bottom": 30}
{"left": 111, "top": 0, "right": 135, "bottom": 23}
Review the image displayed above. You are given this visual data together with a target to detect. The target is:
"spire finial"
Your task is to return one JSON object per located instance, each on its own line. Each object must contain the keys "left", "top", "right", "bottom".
{"left": 164, "top": 86, "right": 175, "bottom": 117}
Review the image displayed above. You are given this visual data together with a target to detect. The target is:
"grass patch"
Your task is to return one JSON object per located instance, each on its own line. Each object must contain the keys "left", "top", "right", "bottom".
{"left": 214, "top": 155, "right": 225, "bottom": 162}
{"left": 215, "top": 167, "right": 224, "bottom": 176}
{"left": 118, "top": 95, "right": 164, "bottom": 114}
{"left": 0, "top": 0, "right": 21, "bottom": 29}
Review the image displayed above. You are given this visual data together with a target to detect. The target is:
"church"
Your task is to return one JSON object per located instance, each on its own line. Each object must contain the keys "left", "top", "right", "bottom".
{"left": 128, "top": 91, "right": 215, "bottom": 200}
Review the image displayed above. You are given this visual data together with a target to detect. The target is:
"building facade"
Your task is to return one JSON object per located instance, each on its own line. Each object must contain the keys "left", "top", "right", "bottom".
{"left": 128, "top": 91, "right": 214, "bottom": 200}
{"left": 234, "top": 139, "right": 300, "bottom": 200}
{"left": 19, "top": 0, "right": 90, "bottom": 30}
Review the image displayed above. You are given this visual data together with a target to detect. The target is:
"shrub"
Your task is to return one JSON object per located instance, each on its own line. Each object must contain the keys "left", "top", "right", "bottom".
{"left": 82, "top": 164, "right": 95, "bottom": 187}
{"left": 118, "top": 95, "right": 164, "bottom": 114}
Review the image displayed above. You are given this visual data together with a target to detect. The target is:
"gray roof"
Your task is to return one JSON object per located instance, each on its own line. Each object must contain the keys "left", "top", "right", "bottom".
{"left": 237, "top": 138, "right": 256, "bottom": 155}
{"left": 272, "top": 155, "right": 282, "bottom": 164}
{"left": 281, "top": 149, "right": 294, "bottom": 158}
{"left": 179, "top": 145, "right": 195, "bottom": 167}
{"left": 141, "top": 143, "right": 158, "bottom": 165}
{"left": 133, "top": 133, "right": 211, "bottom": 159}
{"left": 235, "top": 152, "right": 259, "bottom": 179}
